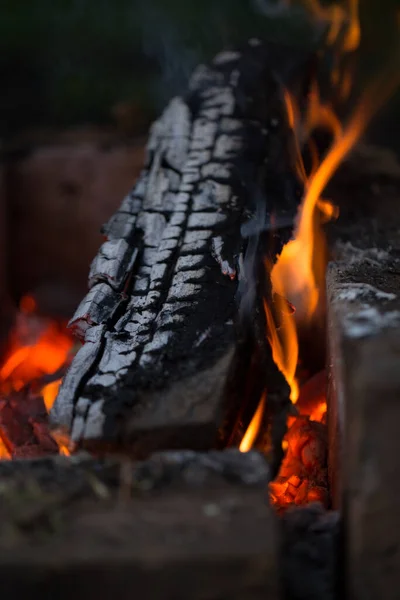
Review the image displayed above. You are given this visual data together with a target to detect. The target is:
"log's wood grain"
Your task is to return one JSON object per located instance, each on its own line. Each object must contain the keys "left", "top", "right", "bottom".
{"left": 51, "top": 41, "right": 303, "bottom": 457}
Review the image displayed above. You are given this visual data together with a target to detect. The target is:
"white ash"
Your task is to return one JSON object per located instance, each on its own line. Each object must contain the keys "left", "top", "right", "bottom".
{"left": 212, "top": 50, "right": 241, "bottom": 66}
{"left": 194, "top": 327, "right": 212, "bottom": 348}
{"left": 143, "top": 330, "right": 173, "bottom": 354}
{"left": 334, "top": 241, "right": 390, "bottom": 266}
{"left": 83, "top": 400, "right": 106, "bottom": 440}
{"left": 212, "top": 236, "right": 236, "bottom": 279}
{"left": 335, "top": 283, "right": 396, "bottom": 302}
{"left": 344, "top": 307, "right": 400, "bottom": 339}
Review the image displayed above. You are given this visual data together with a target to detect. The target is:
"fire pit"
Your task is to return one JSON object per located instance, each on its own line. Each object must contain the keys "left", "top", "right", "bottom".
{"left": 0, "top": 2, "right": 399, "bottom": 598}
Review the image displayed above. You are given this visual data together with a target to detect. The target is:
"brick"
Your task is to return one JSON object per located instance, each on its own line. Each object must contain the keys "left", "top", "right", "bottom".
{"left": 0, "top": 450, "right": 280, "bottom": 599}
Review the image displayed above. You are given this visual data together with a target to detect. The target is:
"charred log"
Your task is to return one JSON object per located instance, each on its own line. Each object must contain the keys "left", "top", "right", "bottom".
{"left": 51, "top": 41, "right": 306, "bottom": 460}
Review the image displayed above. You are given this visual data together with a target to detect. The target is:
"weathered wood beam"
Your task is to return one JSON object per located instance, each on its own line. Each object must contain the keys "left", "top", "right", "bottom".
{"left": 327, "top": 249, "right": 400, "bottom": 600}
{"left": 51, "top": 41, "right": 304, "bottom": 458}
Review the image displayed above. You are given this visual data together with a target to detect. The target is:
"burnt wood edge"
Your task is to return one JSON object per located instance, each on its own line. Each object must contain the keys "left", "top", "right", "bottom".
{"left": 51, "top": 40, "right": 305, "bottom": 461}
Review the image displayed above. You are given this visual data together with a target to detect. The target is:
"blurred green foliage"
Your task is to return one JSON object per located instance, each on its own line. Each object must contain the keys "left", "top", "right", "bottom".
{"left": 0, "top": 0, "right": 398, "bottom": 142}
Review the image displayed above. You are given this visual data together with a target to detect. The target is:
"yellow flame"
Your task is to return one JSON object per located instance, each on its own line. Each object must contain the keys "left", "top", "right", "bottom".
{"left": 42, "top": 379, "right": 62, "bottom": 413}
{"left": 50, "top": 428, "right": 71, "bottom": 457}
{"left": 317, "top": 198, "right": 339, "bottom": 222}
{"left": 343, "top": 0, "right": 361, "bottom": 53}
{"left": 326, "top": 4, "right": 346, "bottom": 47}
{"left": 239, "top": 393, "right": 266, "bottom": 452}
{"left": 305, "top": 82, "right": 343, "bottom": 141}
{"left": 264, "top": 295, "right": 299, "bottom": 403}
{"left": 239, "top": 0, "right": 400, "bottom": 459}
{"left": 283, "top": 89, "right": 308, "bottom": 184}
{"left": 272, "top": 76, "right": 399, "bottom": 324}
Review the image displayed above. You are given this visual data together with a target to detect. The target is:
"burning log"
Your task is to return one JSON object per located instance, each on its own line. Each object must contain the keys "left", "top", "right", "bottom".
{"left": 51, "top": 41, "right": 307, "bottom": 461}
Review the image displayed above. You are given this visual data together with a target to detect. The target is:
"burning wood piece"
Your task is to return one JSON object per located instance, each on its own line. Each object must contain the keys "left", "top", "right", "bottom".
{"left": 270, "top": 416, "right": 328, "bottom": 510}
{"left": 51, "top": 41, "right": 306, "bottom": 459}
{"left": 269, "top": 370, "right": 329, "bottom": 512}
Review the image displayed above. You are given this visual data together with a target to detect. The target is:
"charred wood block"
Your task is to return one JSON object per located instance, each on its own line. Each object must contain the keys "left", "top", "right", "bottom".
{"left": 327, "top": 255, "right": 400, "bottom": 600}
{"left": 51, "top": 41, "right": 300, "bottom": 454}
{"left": 0, "top": 450, "right": 280, "bottom": 600}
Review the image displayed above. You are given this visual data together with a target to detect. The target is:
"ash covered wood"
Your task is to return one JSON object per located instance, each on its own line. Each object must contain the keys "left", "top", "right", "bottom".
{"left": 324, "top": 149, "right": 400, "bottom": 599}
{"left": 327, "top": 256, "right": 400, "bottom": 600}
{"left": 51, "top": 41, "right": 304, "bottom": 458}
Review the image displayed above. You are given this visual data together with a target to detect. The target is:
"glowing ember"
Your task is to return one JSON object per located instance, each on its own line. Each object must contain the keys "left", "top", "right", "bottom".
{"left": 270, "top": 371, "right": 328, "bottom": 509}
{"left": 0, "top": 295, "right": 75, "bottom": 457}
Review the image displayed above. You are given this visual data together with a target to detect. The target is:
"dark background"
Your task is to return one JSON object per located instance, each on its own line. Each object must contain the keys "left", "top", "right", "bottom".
{"left": 0, "top": 0, "right": 399, "bottom": 318}
{"left": 1, "top": 0, "right": 399, "bottom": 151}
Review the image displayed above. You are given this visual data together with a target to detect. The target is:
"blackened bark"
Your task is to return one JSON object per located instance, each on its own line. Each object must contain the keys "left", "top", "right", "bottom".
{"left": 51, "top": 41, "right": 304, "bottom": 458}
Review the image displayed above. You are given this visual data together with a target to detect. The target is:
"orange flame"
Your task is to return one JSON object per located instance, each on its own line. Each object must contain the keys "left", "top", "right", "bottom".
{"left": 283, "top": 0, "right": 360, "bottom": 51}
{"left": 239, "top": 1, "right": 400, "bottom": 512}
{"left": 0, "top": 296, "right": 74, "bottom": 457}
{"left": 241, "top": 66, "right": 400, "bottom": 510}
{"left": 264, "top": 295, "right": 299, "bottom": 403}
{"left": 0, "top": 323, "right": 73, "bottom": 397}
{"left": 273, "top": 77, "right": 400, "bottom": 325}
{"left": 342, "top": 0, "right": 361, "bottom": 53}
{"left": 305, "top": 82, "right": 343, "bottom": 141}
{"left": 239, "top": 393, "right": 266, "bottom": 452}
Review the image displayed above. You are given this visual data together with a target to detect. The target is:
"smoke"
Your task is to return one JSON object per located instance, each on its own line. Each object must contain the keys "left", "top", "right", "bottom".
{"left": 136, "top": 2, "right": 206, "bottom": 110}
{"left": 237, "top": 187, "right": 269, "bottom": 326}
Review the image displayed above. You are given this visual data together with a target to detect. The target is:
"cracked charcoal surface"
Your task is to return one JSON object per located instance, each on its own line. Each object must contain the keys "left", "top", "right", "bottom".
{"left": 51, "top": 41, "right": 303, "bottom": 451}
